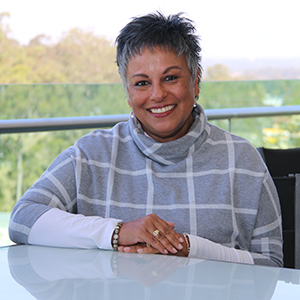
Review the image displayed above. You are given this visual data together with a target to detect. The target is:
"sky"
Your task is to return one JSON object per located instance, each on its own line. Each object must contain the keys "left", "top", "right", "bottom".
{"left": 1, "top": 0, "right": 300, "bottom": 61}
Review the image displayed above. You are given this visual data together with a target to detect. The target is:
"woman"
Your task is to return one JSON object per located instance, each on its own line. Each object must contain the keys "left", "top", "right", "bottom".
{"left": 9, "top": 12, "right": 283, "bottom": 267}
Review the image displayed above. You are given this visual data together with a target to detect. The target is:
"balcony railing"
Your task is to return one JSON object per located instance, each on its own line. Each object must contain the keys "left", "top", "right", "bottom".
{"left": 1, "top": 105, "right": 300, "bottom": 134}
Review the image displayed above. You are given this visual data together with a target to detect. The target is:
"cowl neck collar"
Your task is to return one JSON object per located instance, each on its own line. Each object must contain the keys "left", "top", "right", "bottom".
{"left": 129, "top": 103, "right": 209, "bottom": 165}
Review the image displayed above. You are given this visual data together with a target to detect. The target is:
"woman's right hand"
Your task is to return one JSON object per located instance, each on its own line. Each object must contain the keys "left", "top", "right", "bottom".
{"left": 117, "top": 214, "right": 184, "bottom": 255}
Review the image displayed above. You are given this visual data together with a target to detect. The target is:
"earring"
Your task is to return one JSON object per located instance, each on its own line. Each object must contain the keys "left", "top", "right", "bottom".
{"left": 130, "top": 111, "right": 134, "bottom": 118}
{"left": 194, "top": 101, "right": 197, "bottom": 108}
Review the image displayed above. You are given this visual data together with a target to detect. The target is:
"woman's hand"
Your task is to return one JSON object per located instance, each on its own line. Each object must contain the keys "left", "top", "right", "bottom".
{"left": 117, "top": 214, "right": 184, "bottom": 255}
{"left": 119, "top": 233, "right": 190, "bottom": 257}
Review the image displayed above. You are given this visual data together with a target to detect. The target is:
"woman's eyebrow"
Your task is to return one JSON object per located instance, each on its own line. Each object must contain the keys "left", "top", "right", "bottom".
{"left": 163, "top": 66, "right": 181, "bottom": 74}
{"left": 132, "top": 66, "right": 182, "bottom": 78}
{"left": 132, "top": 73, "right": 148, "bottom": 78}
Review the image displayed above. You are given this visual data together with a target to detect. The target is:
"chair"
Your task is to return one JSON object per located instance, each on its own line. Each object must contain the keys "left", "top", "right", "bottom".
{"left": 257, "top": 147, "right": 300, "bottom": 178}
{"left": 257, "top": 147, "right": 300, "bottom": 269}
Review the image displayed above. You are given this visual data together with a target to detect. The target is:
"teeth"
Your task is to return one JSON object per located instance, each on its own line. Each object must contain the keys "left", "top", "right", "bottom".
{"left": 150, "top": 105, "right": 175, "bottom": 114}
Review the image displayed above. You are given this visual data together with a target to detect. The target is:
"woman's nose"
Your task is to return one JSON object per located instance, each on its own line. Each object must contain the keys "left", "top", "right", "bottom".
{"left": 150, "top": 83, "right": 167, "bottom": 102}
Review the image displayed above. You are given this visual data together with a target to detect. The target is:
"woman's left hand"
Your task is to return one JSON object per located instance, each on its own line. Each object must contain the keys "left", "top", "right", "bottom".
{"left": 118, "top": 233, "right": 190, "bottom": 257}
{"left": 117, "top": 214, "right": 184, "bottom": 255}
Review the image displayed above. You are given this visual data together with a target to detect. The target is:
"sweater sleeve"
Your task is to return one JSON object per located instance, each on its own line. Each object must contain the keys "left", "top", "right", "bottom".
{"left": 248, "top": 172, "right": 283, "bottom": 267}
{"left": 9, "top": 146, "right": 86, "bottom": 244}
{"left": 187, "top": 170, "right": 283, "bottom": 267}
{"left": 9, "top": 143, "right": 124, "bottom": 248}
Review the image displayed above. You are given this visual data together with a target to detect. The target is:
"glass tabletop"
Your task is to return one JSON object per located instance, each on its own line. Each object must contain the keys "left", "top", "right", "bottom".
{"left": 1, "top": 245, "right": 300, "bottom": 299}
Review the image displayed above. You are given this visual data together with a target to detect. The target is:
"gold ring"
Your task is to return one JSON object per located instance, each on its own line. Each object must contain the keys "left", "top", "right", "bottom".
{"left": 146, "top": 243, "right": 151, "bottom": 248}
{"left": 152, "top": 229, "right": 160, "bottom": 237}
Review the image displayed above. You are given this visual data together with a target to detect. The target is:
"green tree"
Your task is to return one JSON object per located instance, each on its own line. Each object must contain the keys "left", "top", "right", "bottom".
{"left": 49, "top": 28, "right": 120, "bottom": 83}
{"left": 0, "top": 14, "right": 120, "bottom": 84}
{"left": 0, "top": 83, "right": 129, "bottom": 211}
{"left": 0, "top": 12, "right": 27, "bottom": 83}
{"left": 203, "top": 64, "right": 233, "bottom": 81}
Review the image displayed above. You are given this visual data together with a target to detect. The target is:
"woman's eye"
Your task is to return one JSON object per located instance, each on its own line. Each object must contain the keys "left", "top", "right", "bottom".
{"left": 165, "top": 75, "right": 178, "bottom": 81}
{"left": 136, "top": 81, "right": 148, "bottom": 87}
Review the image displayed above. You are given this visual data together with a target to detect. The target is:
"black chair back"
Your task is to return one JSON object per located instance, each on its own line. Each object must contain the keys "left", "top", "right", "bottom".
{"left": 257, "top": 147, "right": 300, "bottom": 177}
{"left": 257, "top": 147, "right": 300, "bottom": 269}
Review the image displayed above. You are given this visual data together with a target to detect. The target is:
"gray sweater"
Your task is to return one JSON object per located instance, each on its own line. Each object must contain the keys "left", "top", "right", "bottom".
{"left": 9, "top": 104, "right": 283, "bottom": 267}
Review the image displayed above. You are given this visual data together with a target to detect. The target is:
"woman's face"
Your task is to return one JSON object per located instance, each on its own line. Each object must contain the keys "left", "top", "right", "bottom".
{"left": 126, "top": 47, "right": 199, "bottom": 143}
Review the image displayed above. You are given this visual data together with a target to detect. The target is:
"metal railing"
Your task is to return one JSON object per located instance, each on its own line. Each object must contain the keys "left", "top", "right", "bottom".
{"left": 1, "top": 105, "right": 300, "bottom": 134}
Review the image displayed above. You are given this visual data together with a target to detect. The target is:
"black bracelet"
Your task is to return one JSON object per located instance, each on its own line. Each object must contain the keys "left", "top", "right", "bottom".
{"left": 112, "top": 221, "right": 123, "bottom": 251}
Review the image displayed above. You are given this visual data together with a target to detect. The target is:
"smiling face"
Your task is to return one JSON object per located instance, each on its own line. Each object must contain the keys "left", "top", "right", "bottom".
{"left": 126, "top": 47, "right": 200, "bottom": 143}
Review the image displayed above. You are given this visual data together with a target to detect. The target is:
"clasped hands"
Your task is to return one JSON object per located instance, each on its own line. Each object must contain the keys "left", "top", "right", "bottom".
{"left": 116, "top": 214, "right": 189, "bottom": 257}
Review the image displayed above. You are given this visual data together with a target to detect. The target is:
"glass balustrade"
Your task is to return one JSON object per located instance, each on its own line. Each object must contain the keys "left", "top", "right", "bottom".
{"left": 1, "top": 80, "right": 300, "bottom": 245}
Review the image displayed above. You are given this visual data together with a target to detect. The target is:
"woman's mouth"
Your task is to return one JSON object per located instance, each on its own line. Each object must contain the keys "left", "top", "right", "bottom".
{"left": 149, "top": 105, "right": 175, "bottom": 114}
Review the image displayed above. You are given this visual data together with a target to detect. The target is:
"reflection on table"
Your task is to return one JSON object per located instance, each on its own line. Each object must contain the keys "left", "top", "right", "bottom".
{"left": 6, "top": 245, "right": 300, "bottom": 300}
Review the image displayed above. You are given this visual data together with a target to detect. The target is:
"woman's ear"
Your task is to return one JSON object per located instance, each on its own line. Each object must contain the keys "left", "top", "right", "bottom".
{"left": 127, "top": 99, "right": 132, "bottom": 108}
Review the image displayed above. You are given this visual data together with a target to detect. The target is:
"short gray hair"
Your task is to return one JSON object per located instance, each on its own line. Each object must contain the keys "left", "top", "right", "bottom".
{"left": 115, "top": 12, "right": 202, "bottom": 89}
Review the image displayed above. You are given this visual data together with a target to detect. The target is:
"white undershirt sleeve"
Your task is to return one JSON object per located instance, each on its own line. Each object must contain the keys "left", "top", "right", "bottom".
{"left": 28, "top": 208, "right": 122, "bottom": 250}
{"left": 28, "top": 209, "right": 254, "bottom": 264}
{"left": 188, "top": 234, "right": 254, "bottom": 264}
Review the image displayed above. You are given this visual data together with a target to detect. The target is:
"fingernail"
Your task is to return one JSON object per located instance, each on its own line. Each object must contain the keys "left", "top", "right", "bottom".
{"left": 164, "top": 249, "right": 168, "bottom": 254}
{"left": 172, "top": 247, "right": 178, "bottom": 253}
{"left": 178, "top": 244, "right": 183, "bottom": 250}
{"left": 179, "top": 237, "right": 184, "bottom": 243}
{"left": 137, "top": 249, "right": 143, "bottom": 253}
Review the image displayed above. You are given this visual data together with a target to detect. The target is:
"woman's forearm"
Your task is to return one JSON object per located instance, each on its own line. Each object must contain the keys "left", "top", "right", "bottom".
{"left": 188, "top": 234, "right": 254, "bottom": 264}
{"left": 28, "top": 208, "right": 122, "bottom": 249}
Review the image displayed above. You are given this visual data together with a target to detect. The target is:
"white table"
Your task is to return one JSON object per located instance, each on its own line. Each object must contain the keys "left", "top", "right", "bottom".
{"left": 1, "top": 245, "right": 300, "bottom": 299}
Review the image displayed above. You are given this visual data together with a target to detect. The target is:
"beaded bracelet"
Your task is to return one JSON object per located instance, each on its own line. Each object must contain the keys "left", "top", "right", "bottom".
{"left": 112, "top": 221, "right": 123, "bottom": 251}
{"left": 183, "top": 233, "right": 190, "bottom": 255}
